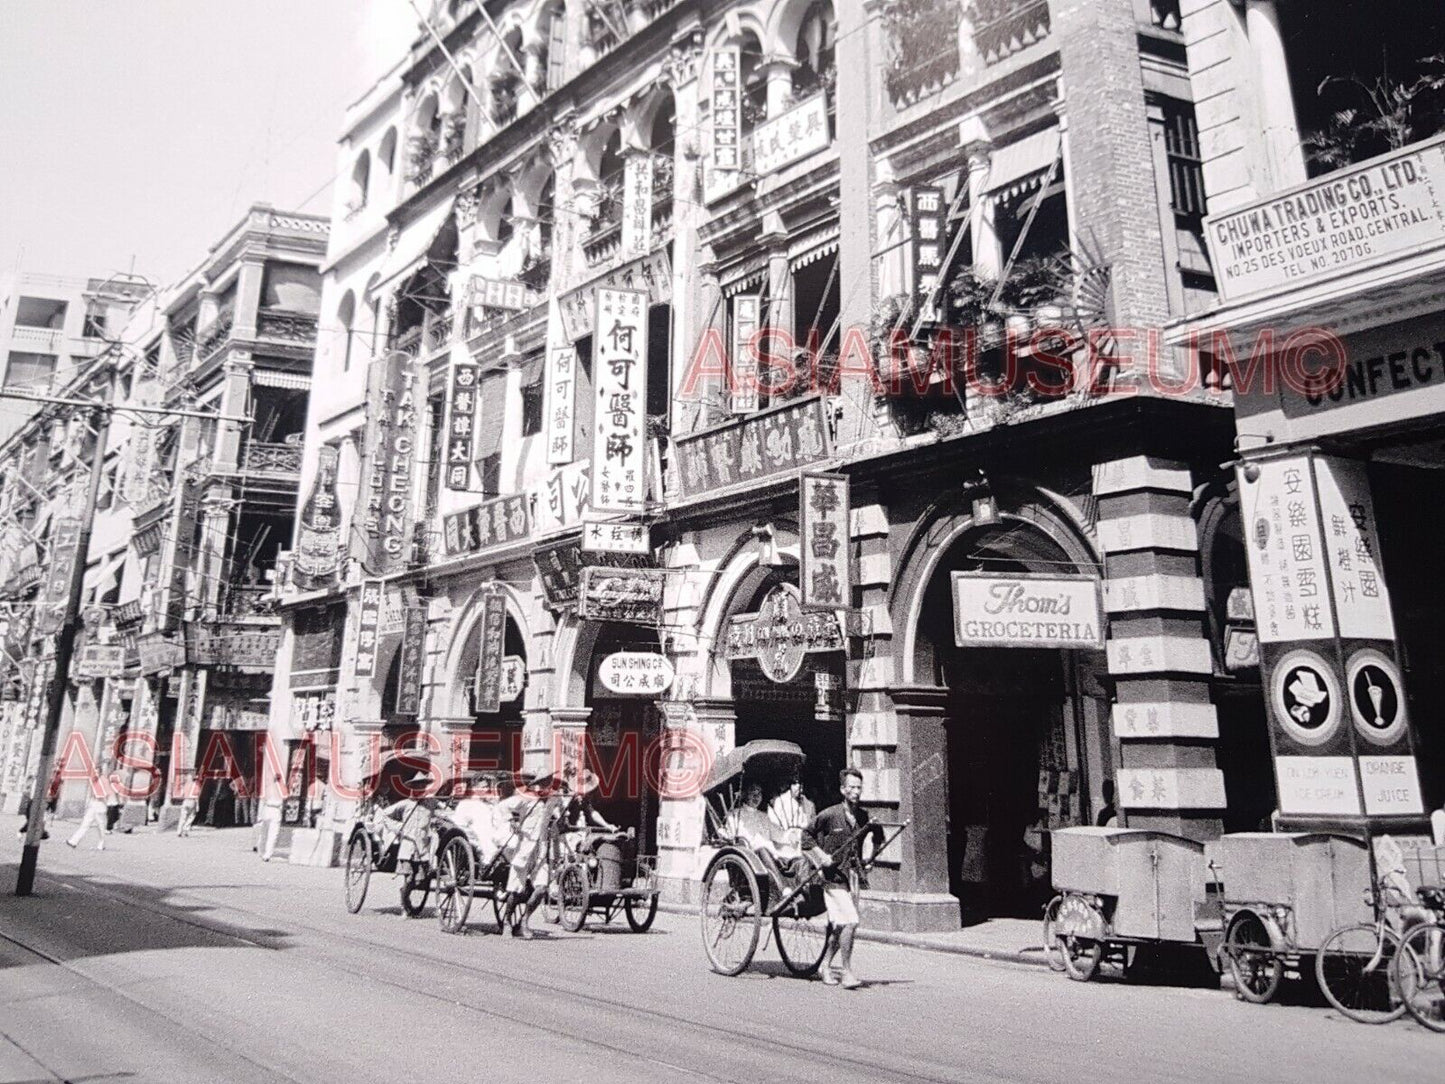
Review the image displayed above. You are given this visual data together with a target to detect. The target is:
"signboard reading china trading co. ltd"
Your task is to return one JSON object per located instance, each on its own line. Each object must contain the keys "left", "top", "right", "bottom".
{"left": 951, "top": 573, "right": 1103, "bottom": 649}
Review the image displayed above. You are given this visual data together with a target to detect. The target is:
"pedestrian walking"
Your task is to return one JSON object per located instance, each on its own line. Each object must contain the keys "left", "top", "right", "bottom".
{"left": 105, "top": 778, "right": 124, "bottom": 833}
{"left": 67, "top": 775, "right": 117, "bottom": 851}
{"left": 177, "top": 791, "right": 199, "bottom": 837}
{"left": 804, "top": 768, "right": 883, "bottom": 990}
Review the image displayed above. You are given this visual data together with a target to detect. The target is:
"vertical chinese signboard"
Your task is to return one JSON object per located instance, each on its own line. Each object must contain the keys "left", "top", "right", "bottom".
{"left": 121, "top": 374, "right": 160, "bottom": 505}
{"left": 800, "top": 472, "right": 850, "bottom": 610}
{"left": 35, "top": 517, "right": 82, "bottom": 637}
{"left": 393, "top": 604, "right": 426, "bottom": 716}
{"left": 730, "top": 295, "right": 761, "bottom": 415}
{"left": 711, "top": 47, "right": 741, "bottom": 173}
{"left": 544, "top": 346, "right": 577, "bottom": 466}
{"left": 294, "top": 444, "right": 342, "bottom": 590}
{"left": 911, "top": 186, "right": 945, "bottom": 296}
{"left": 357, "top": 350, "right": 422, "bottom": 575}
{"left": 592, "top": 287, "right": 648, "bottom": 513}
{"left": 622, "top": 154, "right": 654, "bottom": 259}
{"left": 474, "top": 591, "right": 507, "bottom": 715}
{"left": 353, "top": 580, "right": 383, "bottom": 678}
{"left": 1238, "top": 453, "right": 1422, "bottom": 820}
{"left": 445, "top": 359, "right": 479, "bottom": 491}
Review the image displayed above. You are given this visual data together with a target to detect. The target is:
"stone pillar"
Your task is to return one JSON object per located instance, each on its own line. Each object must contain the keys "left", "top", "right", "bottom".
{"left": 233, "top": 259, "right": 267, "bottom": 340}
{"left": 656, "top": 697, "right": 735, "bottom": 903}
{"left": 762, "top": 59, "right": 796, "bottom": 118}
{"left": 1095, "top": 455, "right": 1224, "bottom": 840}
{"left": 547, "top": 705, "right": 591, "bottom": 782}
{"left": 117, "top": 677, "right": 162, "bottom": 829}
{"left": 1244, "top": 0, "right": 1306, "bottom": 192}
{"left": 963, "top": 139, "right": 1000, "bottom": 282}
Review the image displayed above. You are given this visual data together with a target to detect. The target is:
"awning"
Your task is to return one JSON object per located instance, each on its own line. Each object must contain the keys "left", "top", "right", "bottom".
{"left": 253, "top": 370, "right": 312, "bottom": 391}
{"left": 518, "top": 352, "right": 546, "bottom": 388}
{"left": 987, "top": 128, "right": 1062, "bottom": 201}
{"left": 789, "top": 225, "right": 840, "bottom": 270}
{"left": 372, "top": 198, "right": 456, "bottom": 294}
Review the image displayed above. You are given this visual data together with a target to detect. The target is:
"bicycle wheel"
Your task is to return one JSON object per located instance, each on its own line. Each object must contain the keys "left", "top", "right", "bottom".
{"left": 1041, "top": 895, "right": 1067, "bottom": 973}
{"left": 344, "top": 833, "right": 371, "bottom": 914}
{"left": 557, "top": 858, "right": 591, "bottom": 933}
{"left": 1393, "top": 923, "right": 1445, "bottom": 1032}
{"left": 1225, "top": 913, "right": 1282, "bottom": 1004}
{"left": 436, "top": 836, "right": 475, "bottom": 935}
{"left": 1315, "top": 923, "right": 1405, "bottom": 1024}
{"left": 700, "top": 853, "right": 762, "bottom": 976}
{"left": 1055, "top": 895, "right": 1102, "bottom": 982}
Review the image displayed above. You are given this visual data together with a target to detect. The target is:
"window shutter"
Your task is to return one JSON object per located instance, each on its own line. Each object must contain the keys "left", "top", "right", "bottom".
{"left": 546, "top": 14, "right": 567, "bottom": 92}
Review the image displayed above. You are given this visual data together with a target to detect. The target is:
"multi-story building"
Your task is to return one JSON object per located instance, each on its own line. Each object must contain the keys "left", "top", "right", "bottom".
{"left": 271, "top": 0, "right": 1246, "bottom": 932}
{"left": 1167, "top": 1, "right": 1445, "bottom": 829}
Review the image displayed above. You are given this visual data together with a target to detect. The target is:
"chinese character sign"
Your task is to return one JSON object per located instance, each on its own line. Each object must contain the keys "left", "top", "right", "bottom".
{"left": 295, "top": 444, "right": 342, "bottom": 589}
{"left": 731, "top": 295, "right": 761, "bottom": 415}
{"left": 1313, "top": 457, "right": 1396, "bottom": 641}
{"left": 475, "top": 591, "right": 507, "bottom": 714}
{"left": 1238, "top": 456, "right": 1333, "bottom": 643}
{"left": 441, "top": 493, "right": 532, "bottom": 558}
{"left": 35, "top": 518, "right": 82, "bottom": 636}
{"left": 911, "top": 185, "right": 945, "bottom": 296}
{"left": 357, "top": 351, "right": 423, "bottom": 575}
{"left": 622, "top": 154, "right": 654, "bottom": 259}
{"left": 592, "top": 287, "right": 648, "bottom": 513}
{"left": 121, "top": 375, "right": 161, "bottom": 505}
{"left": 711, "top": 47, "right": 741, "bottom": 172}
{"left": 800, "top": 473, "right": 850, "bottom": 611}
{"left": 750, "top": 94, "right": 831, "bottom": 176}
{"left": 354, "top": 580, "right": 383, "bottom": 678}
{"left": 393, "top": 604, "right": 426, "bottom": 716}
{"left": 544, "top": 346, "right": 577, "bottom": 466}
{"left": 529, "top": 461, "right": 590, "bottom": 536}
{"left": 673, "top": 397, "right": 832, "bottom": 501}
{"left": 445, "top": 360, "right": 479, "bottom": 491}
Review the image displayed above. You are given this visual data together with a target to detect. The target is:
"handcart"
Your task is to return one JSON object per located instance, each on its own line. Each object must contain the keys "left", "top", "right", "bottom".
{"left": 548, "top": 826, "right": 660, "bottom": 933}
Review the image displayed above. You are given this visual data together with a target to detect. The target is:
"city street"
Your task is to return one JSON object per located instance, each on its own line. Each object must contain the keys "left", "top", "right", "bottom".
{"left": 0, "top": 817, "right": 1438, "bottom": 1084}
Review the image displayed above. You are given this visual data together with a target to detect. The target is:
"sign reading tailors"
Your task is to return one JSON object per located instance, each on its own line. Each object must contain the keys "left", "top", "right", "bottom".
{"left": 951, "top": 573, "right": 1103, "bottom": 649}
{"left": 578, "top": 567, "right": 666, "bottom": 625}
{"left": 592, "top": 287, "right": 648, "bottom": 513}
{"left": 1205, "top": 134, "right": 1445, "bottom": 303}
{"left": 474, "top": 591, "right": 507, "bottom": 714}
{"left": 544, "top": 346, "right": 577, "bottom": 466}
{"left": 598, "top": 651, "right": 674, "bottom": 696}
{"left": 356, "top": 350, "right": 423, "bottom": 575}
{"left": 393, "top": 604, "right": 426, "bottom": 716}
{"left": 800, "top": 472, "right": 850, "bottom": 610}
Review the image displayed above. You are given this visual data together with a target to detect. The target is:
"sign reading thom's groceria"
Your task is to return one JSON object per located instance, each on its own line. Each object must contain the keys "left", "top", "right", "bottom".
{"left": 952, "top": 573, "right": 1104, "bottom": 649}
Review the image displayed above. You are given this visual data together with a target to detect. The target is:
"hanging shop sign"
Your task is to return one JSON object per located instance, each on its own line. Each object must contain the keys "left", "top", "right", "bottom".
{"left": 184, "top": 625, "right": 282, "bottom": 670}
{"left": 710, "top": 46, "right": 741, "bottom": 172}
{"left": 800, "top": 472, "right": 851, "bottom": 611}
{"left": 592, "top": 287, "right": 648, "bottom": 513}
{"left": 1240, "top": 456, "right": 1334, "bottom": 643}
{"left": 209, "top": 704, "right": 271, "bottom": 731}
{"left": 673, "top": 396, "right": 831, "bottom": 502}
{"left": 467, "top": 275, "right": 530, "bottom": 312}
{"left": 911, "top": 185, "right": 945, "bottom": 296}
{"left": 529, "top": 460, "right": 591, "bottom": 537}
{"left": 353, "top": 580, "right": 384, "bottom": 678}
{"left": 294, "top": 444, "right": 343, "bottom": 589}
{"left": 751, "top": 93, "right": 830, "bottom": 176}
{"left": 730, "top": 294, "right": 761, "bottom": 415}
{"left": 535, "top": 541, "right": 647, "bottom": 610}
{"left": 441, "top": 492, "right": 531, "bottom": 558}
{"left": 73, "top": 643, "right": 125, "bottom": 680}
{"left": 121, "top": 374, "right": 161, "bottom": 505}
{"left": 724, "top": 585, "right": 844, "bottom": 684}
{"left": 379, "top": 584, "right": 414, "bottom": 637}
{"left": 577, "top": 567, "right": 666, "bottom": 625}
{"left": 137, "top": 631, "right": 185, "bottom": 676}
{"left": 157, "top": 480, "right": 202, "bottom": 632}
{"left": 290, "top": 604, "right": 346, "bottom": 690}
{"left": 293, "top": 690, "right": 336, "bottom": 732}
{"left": 500, "top": 654, "right": 526, "bottom": 704}
{"left": 356, "top": 350, "right": 423, "bottom": 575}
{"left": 444, "top": 359, "right": 480, "bottom": 491}
{"left": 951, "top": 573, "right": 1104, "bottom": 649}
{"left": 622, "top": 155, "right": 655, "bottom": 259}
{"left": 474, "top": 591, "right": 507, "bottom": 714}
{"left": 544, "top": 346, "right": 577, "bottom": 466}
{"left": 558, "top": 250, "right": 672, "bottom": 342}
{"left": 598, "top": 651, "right": 674, "bottom": 696}
{"left": 393, "top": 604, "right": 427, "bottom": 717}
{"left": 35, "top": 517, "right": 82, "bottom": 637}
{"left": 1313, "top": 458, "right": 1394, "bottom": 640}
{"left": 582, "top": 518, "right": 650, "bottom": 555}
{"left": 1205, "top": 134, "right": 1445, "bottom": 303}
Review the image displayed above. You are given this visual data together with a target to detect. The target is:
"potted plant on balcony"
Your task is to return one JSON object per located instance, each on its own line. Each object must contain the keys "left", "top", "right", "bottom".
{"left": 883, "top": 0, "right": 963, "bottom": 105}
{"left": 440, "top": 111, "right": 467, "bottom": 163}
{"left": 405, "top": 132, "right": 438, "bottom": 186}
{"left": 1302, "top": 54, "right": 1445, "bottom": 170}
{"left": 490, "top": 72, "right": 520, "bottom": 127}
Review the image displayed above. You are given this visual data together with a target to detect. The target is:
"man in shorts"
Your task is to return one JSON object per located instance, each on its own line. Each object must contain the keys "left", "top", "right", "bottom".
{"left": 805, "top": 768, "right": 882, "bottom": 989}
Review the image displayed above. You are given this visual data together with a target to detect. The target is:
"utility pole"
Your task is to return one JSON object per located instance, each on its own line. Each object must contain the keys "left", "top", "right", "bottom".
{"left": 14, "top": 390, "right": 113, "bottom": 897}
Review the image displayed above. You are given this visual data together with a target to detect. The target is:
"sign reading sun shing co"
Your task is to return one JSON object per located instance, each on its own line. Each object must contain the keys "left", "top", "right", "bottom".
{"left": 951, "top": 573, "right": 1103, "bottom": 649}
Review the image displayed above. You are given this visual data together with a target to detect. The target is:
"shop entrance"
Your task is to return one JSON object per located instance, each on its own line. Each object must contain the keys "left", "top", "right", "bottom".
{"left": 584, "top": 623, "right": 665, "bottom": 855}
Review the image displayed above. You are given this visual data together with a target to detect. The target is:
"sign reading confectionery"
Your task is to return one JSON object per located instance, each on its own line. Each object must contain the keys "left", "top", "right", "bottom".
{"left": 35, "top": 517, "right": 82, "bottom": 637}
{"left": 558, "top": 251, "right": 672, "bottom": 342}
{"left": 544, "top": 346, "right": 577, "bottom": 466}
{"left": 622, "top": 154, "right": 654, "bottom": 259}
{"left": 356, "top": 350, "right": 423, "bottom": 575}
{"left": 951, "top": 573, "right": 1104, "bottom": 649}
{"left": 444, "top": 359, "right": 480, "bottom": 491}
{"left": 750, "top": 93, "right": 830, "bottom": 176}
{"left": 441, "top": 492, "right": 531, "bottom": 558}
{"left": 353, "top": 580, "right": 383, "bottom": 678}
{"left": 673, "top": 396, "right": 832, "bottom": 502}
{"left": 710, "top": 46, "right": 741, "bottom": 172}
{"left": 598, "top": 651, "right": 674, "bottom": 696}
{"left": 725, "top": 585, "right": 844, "bottom": 684}
{"left": 294, "top": 444, "right": 342, "bottom": 589}
{"left": 730, "top": 295, "right": 760, "bottom": 415}
{"left": 393, "top": 604, "right": 426, "bottom": 716}
{"left": 577, "top": 567, "right": 666, "bottom": 625}
{"left": 474, "top": 591, "right": 507, "bottom": 714}
{"left": 800, "top": 472, "right": 850, "bottom": 611}
{"left": 592, "top": 287, "right": 648, "bottom": 513}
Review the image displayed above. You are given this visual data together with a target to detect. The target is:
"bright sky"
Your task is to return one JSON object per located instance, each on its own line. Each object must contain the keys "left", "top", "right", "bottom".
{"left": 0, "top": 0, "right": 417, "bottom": 287}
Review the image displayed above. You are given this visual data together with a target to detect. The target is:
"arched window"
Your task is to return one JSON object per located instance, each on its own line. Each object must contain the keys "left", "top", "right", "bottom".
{"left": 337, "top": 291, "right": 357, "bottom": 373}
{"left": 795, "top": 1, "right": 837, "bottom": 97}
{"left": 378, "top": 128, "right": 398, "bottom": 174}
{"left": 349, "top": 151, "right": 370, "bottom": 213}
{"left": 595, "top": 130, "right": 625, "bottom": 231}
{"left": 738, "top": 32, "right": 767, "bottom": 131}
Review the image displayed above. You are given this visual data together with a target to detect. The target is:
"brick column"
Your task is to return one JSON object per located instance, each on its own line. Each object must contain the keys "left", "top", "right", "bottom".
{"left": 1095, "top": 455, "right": 1224, "bottom": 839}
{"left": 656, "top": 697, "right": 735, "bottom": 903}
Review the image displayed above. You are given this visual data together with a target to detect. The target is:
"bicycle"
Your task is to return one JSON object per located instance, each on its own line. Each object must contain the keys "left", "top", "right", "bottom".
{"left": 1314, "top": 884, "right": 1413, "bottom": 1025}
{"left": 1391, "top": 886, "right": 1445, "bottom": 1032}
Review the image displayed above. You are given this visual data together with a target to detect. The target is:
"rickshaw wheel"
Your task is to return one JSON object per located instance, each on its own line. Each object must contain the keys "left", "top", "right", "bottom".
{"left": 399, "top": 860, "right": 430, "bottom": 917}
{"left": 1392, "top": 922, "right": 1445, "bottom": 1032}
{"left": 1041, "top": 895, "right": 1067, "bottom": 973}
{"left": 344, "top": 833, "right": 371, "bottom": 914}
{"left": 625, "top": 893, "right": 659, "bottom": 933}
{"left": 1061, "top": 935, "right": 1102, "bottom": 982}
{"left": 437, "top": 836, "right": 475, "bottom": 935}
{"left": 774, "top": 910, "right": 830, "bottom": 976}
{"left": 495, "top": 882, "right": 511, "bottom": 930}
{"left": 1316, "top": 923, "right": 1406, "bottom": 1024}
{"left": 558, "top": 859, "right": 590, "bottom": 933}
{"left": 1225, "top": 913, "right": 1282, "bottom": 1004}
{"left": 700, "top": 853, "right": 762, "bottom": 976}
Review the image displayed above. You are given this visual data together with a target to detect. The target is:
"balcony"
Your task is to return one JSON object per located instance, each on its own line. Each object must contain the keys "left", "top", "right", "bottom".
{"left": 255, "top": 308, "right": 318, "bottom": 346}
{"left": 972, "top": 0, "right": 1051, "bottom": 66}
{"left": 195, "top": 313, "right": 234, "bottom": 362}
{"left": 423, "top": 311, "right": 454, "bottom": 356}
{"left": 240, "top": 440, "right": 302, "bottom": 478}
{"left": 884, "top": 0, "right": 962, "bottom": 107}
{"left": 582, "top": 183, "right": 624, "bottom": 267}
{"left": 216, "top": 582, "right": 278, "bottom": 621}
{"left": 9, "top": 325, "right": 63, "bottom": 353}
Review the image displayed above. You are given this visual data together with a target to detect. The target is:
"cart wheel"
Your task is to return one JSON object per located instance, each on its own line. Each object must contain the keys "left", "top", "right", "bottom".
{"left": 1225, "top": 913, "right": 1283, "bottom": 1004}
{"left": 437, "top": 836, "right": 475, "bottom": 935}
{"left": 774, "top": 909, "right": 830, "bottom": 977}
{"left": 494, "top": 882, "right": 511, "bottom": 931}
{"left": 700, "top": 853, "right": 762, "bottom": 976}
{"left": 625, "top": 892, "right": 659, "bottom": 934}
{"left": 1316, "top": 922, "right": 1405, "bottom": 1024}
{"left": 399, "top": 860, "right": 430, "bottom": 917}
{"left": 1041, "top": 895, "right": 1067, "bottom": 973}
{"left": 344, "top": 833, "right": 371, "bottom": 914}
{"left": 1392, "top": 922, "right": 1445, "bottom": 1032}
{"left": 1061, "top": 934, "right": 1103, "bottom": 982}
{"left": 557, "top": 859, "right": 590, "bottom": 933}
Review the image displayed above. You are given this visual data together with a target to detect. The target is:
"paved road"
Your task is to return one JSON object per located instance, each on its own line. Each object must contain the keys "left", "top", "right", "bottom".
{"left": 0, "top": 818, "right": 1439, "bottom": 1083}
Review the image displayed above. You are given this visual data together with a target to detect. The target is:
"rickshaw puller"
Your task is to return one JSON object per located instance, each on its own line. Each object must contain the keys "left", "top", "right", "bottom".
{"left": 805, "top": 768, "right": 882, "bottom": 990}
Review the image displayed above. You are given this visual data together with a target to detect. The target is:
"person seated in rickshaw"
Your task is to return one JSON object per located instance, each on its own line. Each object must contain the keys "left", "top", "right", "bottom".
{"left": 561, "top": 767, "right": 618, "bottom": 834}
{"left": 726, "top": 782, "right": 812, "bottom": 887}
{"left": 371, "top": 772, "right": 440, "bottom": 860}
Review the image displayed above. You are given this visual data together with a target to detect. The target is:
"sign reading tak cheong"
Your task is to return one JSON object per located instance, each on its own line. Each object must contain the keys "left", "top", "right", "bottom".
{"left": 952, "top": 573, "right": 1103, "bottom": 649}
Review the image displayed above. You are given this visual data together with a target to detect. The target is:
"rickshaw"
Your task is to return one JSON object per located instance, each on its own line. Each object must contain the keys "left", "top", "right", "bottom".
{"left": 342, "top": 751, "right": 447, "bottom": 918}
{"left": 547, "top": 825, "right": 660, "bottom": 933}
{"left": 697, "top": 740, "right": 907, "bottom": 977}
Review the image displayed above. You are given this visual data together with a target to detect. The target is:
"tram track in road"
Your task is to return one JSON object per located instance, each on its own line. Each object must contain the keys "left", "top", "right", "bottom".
{"left": 26, "top": 869, "right": 989, "bottom": 1084}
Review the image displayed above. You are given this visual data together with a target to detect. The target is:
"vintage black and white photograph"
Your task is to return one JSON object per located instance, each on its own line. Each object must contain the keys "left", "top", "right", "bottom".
{"left": 1, "top": 1, "right": 1444, "bottom": 1080}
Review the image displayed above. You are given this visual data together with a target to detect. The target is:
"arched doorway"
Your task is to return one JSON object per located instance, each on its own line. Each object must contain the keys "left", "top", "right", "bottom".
{"left": 914, "top": 519, "right": 1109, "bottom": 923}
{"left": 449, "top": 611, "right": 528, "bottom": 778}
{"left": 583, "top": 622, "right": 664, "bottom": 854}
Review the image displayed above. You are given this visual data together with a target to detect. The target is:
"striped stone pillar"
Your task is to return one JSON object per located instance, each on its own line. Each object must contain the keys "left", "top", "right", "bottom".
{"left": 1095, "top": 455, "right": 1225, "bottom": 840}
